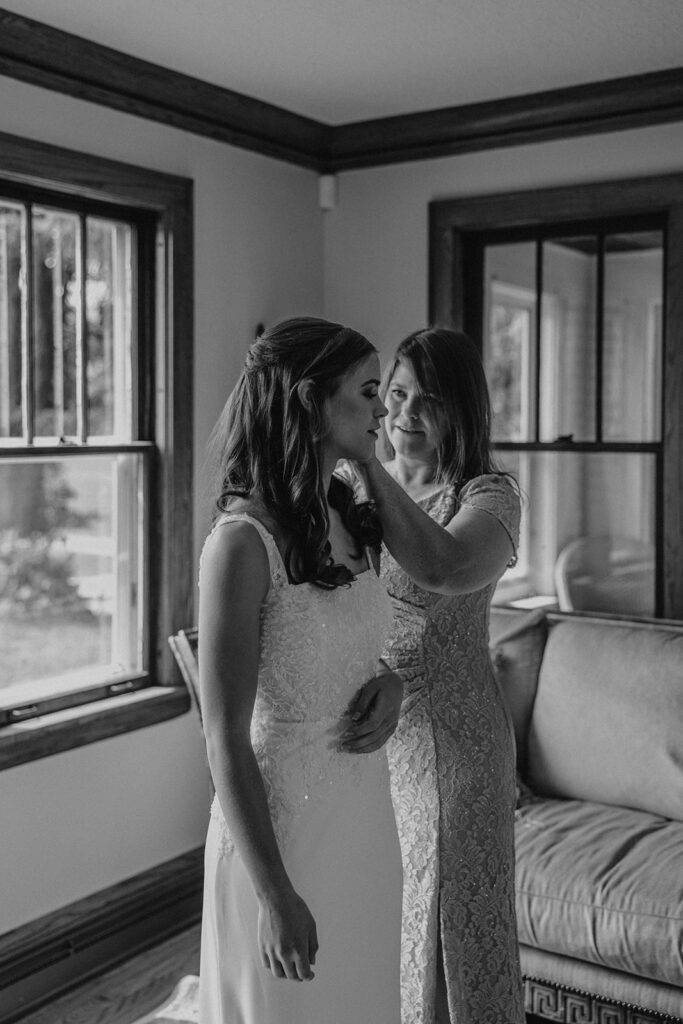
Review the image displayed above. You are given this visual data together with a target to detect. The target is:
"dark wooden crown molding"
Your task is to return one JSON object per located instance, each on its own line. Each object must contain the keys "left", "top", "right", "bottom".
{"left": 328, "top": 67, "right": 683, "bottom": 170}
{"left": 0, "top": 8, "right": 683, "bottom": 171}
{"left": 0, "top": 9, "right": 330, "bottom": 170}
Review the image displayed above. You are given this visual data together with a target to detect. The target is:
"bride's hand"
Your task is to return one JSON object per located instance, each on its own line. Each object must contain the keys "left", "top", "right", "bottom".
{"left": 339, "top": 670, "right": 403, "bottom": 753}
{"left": 258, "top": 888, "right": 318, "bottom": 982}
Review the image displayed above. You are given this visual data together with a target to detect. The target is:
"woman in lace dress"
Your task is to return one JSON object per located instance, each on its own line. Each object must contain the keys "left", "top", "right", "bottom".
{"left": 350, "top": 328, "right": 525, "bottom": 1024}
{"left": 198, "top": 318, "right": 404, "bottom": 1024}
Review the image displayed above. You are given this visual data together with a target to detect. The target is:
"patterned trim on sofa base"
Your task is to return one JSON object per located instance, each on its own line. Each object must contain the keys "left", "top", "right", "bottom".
{"left": 524, "top": 976, "right": 683, "bottom": 1024}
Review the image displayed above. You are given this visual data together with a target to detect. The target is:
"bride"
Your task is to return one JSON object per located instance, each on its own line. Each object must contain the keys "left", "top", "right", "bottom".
{"left": 197, "top": 317, "right": 404, "bottom": 1024}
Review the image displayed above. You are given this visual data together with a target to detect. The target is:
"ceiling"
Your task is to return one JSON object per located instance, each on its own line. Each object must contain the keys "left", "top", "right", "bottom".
{"left": 2, "top": 0, "right": 683, "bottom": 125}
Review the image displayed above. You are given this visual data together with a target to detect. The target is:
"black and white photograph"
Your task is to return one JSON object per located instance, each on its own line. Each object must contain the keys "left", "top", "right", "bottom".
{"left": 0, "top": 3, "right": 682, "bottom": 1023}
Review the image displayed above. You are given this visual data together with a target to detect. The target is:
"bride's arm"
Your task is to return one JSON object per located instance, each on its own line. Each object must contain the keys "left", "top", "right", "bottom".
{"left": 199, "top": 522, "right": 318, "bottom": 982}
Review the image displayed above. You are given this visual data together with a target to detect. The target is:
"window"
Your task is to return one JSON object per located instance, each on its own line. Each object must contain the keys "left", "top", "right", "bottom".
{"left": 484, "top": 280, "right": 550, "bottom": 587}
{"left": 0, "top": 134, "right": 193, "bottom": 767}
{"left": 429, "top": 175, "right": 683, "bottom": 620}
{"left": 1, "top": 195, "right": 148, "bottom": 707}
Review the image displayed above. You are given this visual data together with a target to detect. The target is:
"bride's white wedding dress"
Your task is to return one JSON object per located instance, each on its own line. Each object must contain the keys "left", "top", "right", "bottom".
{"left": 198, "top": 514, "right": 402, "bottom": 1024}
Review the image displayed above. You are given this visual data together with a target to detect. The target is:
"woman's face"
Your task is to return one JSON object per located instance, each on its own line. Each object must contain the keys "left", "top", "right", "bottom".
{"left": 322, "top": 353, "right": 387, "bottom": 463}
{"left": 384, "top": 360, "right": 445, "bottom": 463}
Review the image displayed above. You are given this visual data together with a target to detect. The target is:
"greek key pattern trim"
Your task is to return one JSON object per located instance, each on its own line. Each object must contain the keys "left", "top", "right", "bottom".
{"left": 524, "top": 976, "right": 683, "bottom": 1024}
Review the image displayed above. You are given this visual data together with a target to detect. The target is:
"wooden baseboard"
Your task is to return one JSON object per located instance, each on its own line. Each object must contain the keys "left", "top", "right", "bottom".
{"left": 0, "top": 847, "right": 204, "bottom": 1024}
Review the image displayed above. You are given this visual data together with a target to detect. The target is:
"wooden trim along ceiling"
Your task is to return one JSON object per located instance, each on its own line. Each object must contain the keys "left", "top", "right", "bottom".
{"left": 1, "top": 9, "right": 683, "bottom": 171}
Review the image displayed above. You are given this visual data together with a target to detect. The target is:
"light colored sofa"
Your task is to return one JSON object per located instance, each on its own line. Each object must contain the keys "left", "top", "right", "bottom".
{"left": 489, "top": 607, "right": 683, "bottom": 1024}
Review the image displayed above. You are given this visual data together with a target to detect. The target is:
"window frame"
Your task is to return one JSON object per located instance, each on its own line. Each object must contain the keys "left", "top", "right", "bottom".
{"left": 483, "top": 280, "right": 536, "bottom": 584}
{"left": 429, "top": 173, "right": 683, "bottom": 620}
{"left": 0, "top": 130, "right": 194, "bottom": 768}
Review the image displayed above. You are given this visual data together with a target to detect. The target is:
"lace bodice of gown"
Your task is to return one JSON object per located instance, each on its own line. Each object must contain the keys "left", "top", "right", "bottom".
{"left": 201, "top": 513, "right": 395, "bottom": 856}
{"left": 198, "top": 511, "right": 403, "bottom": 1024}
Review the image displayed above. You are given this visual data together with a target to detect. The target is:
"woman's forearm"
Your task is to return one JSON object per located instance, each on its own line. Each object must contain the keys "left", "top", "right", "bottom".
{"left": 206, "top": 729, "right": 292, "bottom": 901}
{"left": 360, "top": 459, "right": 476, "bottom": 592}
{"left": 361, "top": 458, "right": 512, "bottom": 594}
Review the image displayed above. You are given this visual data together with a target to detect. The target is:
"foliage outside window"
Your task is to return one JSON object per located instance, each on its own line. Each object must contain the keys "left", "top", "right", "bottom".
{"left": 0, "top": 196, "right": 150, "bottom": 718}
{"left": 0, "top": 133, "right": 193, "bottom": 765}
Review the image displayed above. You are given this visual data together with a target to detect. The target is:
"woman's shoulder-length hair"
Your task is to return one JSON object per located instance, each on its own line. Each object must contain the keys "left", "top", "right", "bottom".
{"left": 381, "top": 326, "right": 502, "bottom": 487}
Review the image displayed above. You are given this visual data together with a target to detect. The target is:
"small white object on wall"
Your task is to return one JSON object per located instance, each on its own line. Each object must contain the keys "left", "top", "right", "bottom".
{"left": 318, "top": 174, "right": 338, "bottom": 211}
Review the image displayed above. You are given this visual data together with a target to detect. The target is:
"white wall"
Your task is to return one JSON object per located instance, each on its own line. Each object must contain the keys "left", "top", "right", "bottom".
{"left": 323, "top": 123, "right": 683, "bottom": 368}
{"left": 3, "top": 70, "right": 683, "bottom": 933}
{"left": 0, "top": 76, "right": 323, "bottom": 931}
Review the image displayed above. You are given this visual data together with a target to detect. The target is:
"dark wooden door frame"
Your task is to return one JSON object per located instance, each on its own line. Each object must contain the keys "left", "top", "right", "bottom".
{"left": 429, "top": 173, "right": 683, "bottom": 620}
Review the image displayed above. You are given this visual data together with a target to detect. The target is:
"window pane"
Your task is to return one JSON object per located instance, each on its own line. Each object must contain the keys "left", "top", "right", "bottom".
{"left": 494, "top": 450, "right": 655, "bottom": 617}
{"left": 540, "top": 237, "right": 597, "bottom": 442}
{"left": 87, "top": 218, "right": 134, "bottom": 440}
{"left": 484, "top": 243, "right": 537, "bottom": 441}
{"left": 603, "top": 231, "right": 663, "bottom": 442}
{"left": 491, "top": 450, "right": 531, "bottom": 586}
{"left": 0, "top": 203, "right": 24, "bottom": 438}
{"left": 0, "top": 454, "right": 144, "bottom": 700}
{"left": 32, "top": 208, "right": 79, "bottom": 439}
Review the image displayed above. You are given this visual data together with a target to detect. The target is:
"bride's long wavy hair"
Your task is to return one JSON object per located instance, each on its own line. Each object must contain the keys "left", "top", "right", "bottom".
{"left": 209, "top": 317, "right": 382, "bottom": 587}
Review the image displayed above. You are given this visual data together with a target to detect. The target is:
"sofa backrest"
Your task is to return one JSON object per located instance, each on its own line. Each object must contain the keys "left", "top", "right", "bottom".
{"left": 526, "top": 616, "right": 683, "bottom": 822}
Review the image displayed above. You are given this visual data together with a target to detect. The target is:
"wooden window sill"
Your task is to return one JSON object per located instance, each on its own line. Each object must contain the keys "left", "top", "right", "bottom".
{"left": 0, "top": 686, "right": 191, "bottom": 771}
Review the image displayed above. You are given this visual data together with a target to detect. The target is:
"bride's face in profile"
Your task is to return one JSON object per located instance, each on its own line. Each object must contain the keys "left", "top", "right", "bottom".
{"left": 322, "top": 353, "right": 387, "bottom": 463}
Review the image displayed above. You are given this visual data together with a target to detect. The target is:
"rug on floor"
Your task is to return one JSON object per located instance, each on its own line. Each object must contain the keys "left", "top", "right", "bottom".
{"left": 130, "top": 974, "right": 199, "bottom": 1024}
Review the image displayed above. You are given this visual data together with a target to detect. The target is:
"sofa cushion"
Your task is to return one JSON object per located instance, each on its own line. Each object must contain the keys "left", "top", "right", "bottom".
{"left": 488, "top": 607, "right": 547, "bottom": 769}
{"left": 526, "top": 617, "right": 683, "bottom": 821}
{"left": 515, "top": 798, "right": 683, "bottom": 987}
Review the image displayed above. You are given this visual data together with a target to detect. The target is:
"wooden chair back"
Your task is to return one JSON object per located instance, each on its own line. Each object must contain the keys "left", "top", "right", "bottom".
{"left": 168, "top": 627, "right": 216, "bottom": 800}
{"left": 168, "top": 627, "right": 203, "bottom": 729}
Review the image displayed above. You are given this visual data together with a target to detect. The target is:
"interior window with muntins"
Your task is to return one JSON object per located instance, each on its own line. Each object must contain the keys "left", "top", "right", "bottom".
{"left": 481, "top": 224, "right": 662, "bottom": 617}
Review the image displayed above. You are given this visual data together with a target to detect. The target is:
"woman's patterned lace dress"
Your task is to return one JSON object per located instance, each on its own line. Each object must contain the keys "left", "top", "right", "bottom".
{"left": 198, "top": 513, "right": 402, "bottom": 1024}
{"left": 381, "top": 475, "right": 526, "bottom": 1024}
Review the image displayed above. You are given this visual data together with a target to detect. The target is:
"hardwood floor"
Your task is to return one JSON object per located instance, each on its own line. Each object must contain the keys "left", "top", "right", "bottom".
{"left": 14, "top": 924, "right": 200, "bottom": 1024}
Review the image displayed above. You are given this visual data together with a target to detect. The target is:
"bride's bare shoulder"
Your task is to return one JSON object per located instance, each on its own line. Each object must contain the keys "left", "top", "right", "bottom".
{"left": 220, "top": 496, "right": 276, "bottom": 530}
{"left": 217, "top": 496, "right": 291, "bottom": 564}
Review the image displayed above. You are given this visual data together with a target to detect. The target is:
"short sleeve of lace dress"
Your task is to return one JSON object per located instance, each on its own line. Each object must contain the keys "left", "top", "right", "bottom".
{"left": 459, "top": 474, "right": 521, "bottom": 569}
